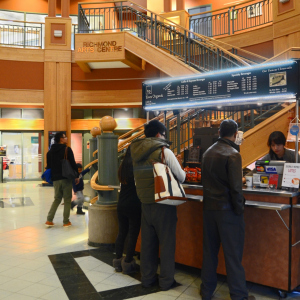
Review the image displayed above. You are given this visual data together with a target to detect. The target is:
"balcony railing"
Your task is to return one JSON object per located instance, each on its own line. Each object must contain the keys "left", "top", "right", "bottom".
{"left": 0, "top": 22, "right": 43, "bottom": 48}
{"left": 189, "top": 0, "right": 272, "bottom": 38}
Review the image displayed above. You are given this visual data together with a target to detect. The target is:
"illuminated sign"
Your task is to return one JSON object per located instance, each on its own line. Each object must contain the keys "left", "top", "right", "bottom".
{"left": 142, "top": 60, "right": 300, "bottom": 111}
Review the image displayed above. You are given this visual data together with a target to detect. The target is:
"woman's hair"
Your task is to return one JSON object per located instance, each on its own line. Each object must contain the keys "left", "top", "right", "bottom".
{"left": 267, "top": 131, "right": 286, "bottom": 147}
{"left": 118, "top": 146, "right": 134, "bottom": 185}
{"left": 268, "top": 131, "right": 286, "bottom": 159}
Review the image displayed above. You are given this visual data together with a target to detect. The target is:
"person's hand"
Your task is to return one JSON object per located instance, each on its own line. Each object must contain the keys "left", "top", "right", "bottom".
{"left": 75, "top": 178, "right": 80, "bottom": 185}
{"left": 242, "top": 177, "right": 246, "bottom": 184}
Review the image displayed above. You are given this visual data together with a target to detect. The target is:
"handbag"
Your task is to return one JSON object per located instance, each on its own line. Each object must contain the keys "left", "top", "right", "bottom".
{"left": 153, "top": 147, "right": 187, "bottom": 205}
{"left": 41, "top": 168, "right": 52, "bottom": 184}
{"left": 61, "top": 147, "right": 78, "bottom": 180}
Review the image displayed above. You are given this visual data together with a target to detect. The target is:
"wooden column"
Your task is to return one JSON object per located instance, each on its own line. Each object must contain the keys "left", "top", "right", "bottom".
{"left": 176, "top": 0, "right": 184, "bottom": 11}
{"left": 273, "top": 0, "right": 300, "bottom": 55}
{"left": 44, "top": 2, "right": 72, "bottom": 159}
{"left": 48, "top": 0, "right": 56, "bottom": 17}
{"left": 164, "top": 0, "right": 172, "bottom": 13}
{"left": 62, "top": 0, "right": 70, "bottom": 18}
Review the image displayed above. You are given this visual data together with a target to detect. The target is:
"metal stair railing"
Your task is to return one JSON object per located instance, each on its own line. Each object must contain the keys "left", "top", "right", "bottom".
{"left": 167, "top": 103, "right": 288, "bottom": 154}
{"left": 189, "top": 0, "right": 272, "bottom": 39}
{"left": 78, "top": 1, "right": 254, "bottom": 71}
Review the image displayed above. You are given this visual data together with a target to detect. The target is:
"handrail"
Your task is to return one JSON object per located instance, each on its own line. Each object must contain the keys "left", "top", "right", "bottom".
{"left": 0, "top": 18, "right": 78, "bottom": 26}
{"left": 264, "top": 47, "right": 300, "bottom": 63}
{"left": 127, "top": 0, "right": 266, "bottom": 63}
{"left": 188, "top": 0, "right": 271, "bottom": 61}
{"left": 78, "top": 1, "right": 251, "bottom": 67}
{"left": 188, "top": 0, "right": 264, "bottom": 17}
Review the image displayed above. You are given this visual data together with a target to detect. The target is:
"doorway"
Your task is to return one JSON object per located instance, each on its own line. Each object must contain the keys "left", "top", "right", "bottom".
{"left": 1, "top": 132, "right": 43, "bottom": 181}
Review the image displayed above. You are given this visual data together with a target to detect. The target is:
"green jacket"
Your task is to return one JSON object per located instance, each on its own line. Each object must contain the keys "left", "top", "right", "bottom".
{"left": 130, "top": 137, "right": 169, "bottom": 204}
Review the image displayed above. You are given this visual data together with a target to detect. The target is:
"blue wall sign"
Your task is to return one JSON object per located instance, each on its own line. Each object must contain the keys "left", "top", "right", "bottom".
{"left": 290, "top": 125, "right": 300, "bottom": 136}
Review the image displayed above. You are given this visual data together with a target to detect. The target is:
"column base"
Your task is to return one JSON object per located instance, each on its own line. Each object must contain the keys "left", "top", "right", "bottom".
{"left": 88, "top": 203, "right": 118, "bottom": 246}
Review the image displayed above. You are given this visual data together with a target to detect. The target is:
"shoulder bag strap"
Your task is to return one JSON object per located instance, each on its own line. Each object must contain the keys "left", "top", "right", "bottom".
{"left": 64, "top": 146, "right": 68, "bottom": 160}
{"left": 161, "top": 146, "right": 166, "bottom": 164}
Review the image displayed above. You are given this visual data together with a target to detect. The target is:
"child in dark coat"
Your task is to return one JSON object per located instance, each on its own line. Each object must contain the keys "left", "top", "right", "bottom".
{"left": 71, "top": 163, "right": 90, "bottom": 215}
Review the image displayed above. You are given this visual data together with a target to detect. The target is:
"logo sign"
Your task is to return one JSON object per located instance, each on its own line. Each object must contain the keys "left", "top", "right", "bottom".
{"left": 265, "top": 166, "right": 278, "bottom": 174}
{"left": 290, "top": 125, "right": 300, "bottom": 136}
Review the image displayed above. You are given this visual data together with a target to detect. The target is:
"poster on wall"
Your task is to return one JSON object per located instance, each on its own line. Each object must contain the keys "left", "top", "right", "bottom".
{"left": 48, "top": 131, "right": 66, "bottom": 150}
{"left": 0, "top": 146, "right": 7, "bottom": 156}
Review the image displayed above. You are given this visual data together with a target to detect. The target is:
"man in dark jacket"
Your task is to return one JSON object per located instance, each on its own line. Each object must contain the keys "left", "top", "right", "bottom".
{"left": 200, "top": 120, "right": 254, "bottom": 300}
{"left": 45, "top": 132, "right": 78, "bottom": 228}
{"left": 130, "top": 120, "right": 186, "bottom": 291}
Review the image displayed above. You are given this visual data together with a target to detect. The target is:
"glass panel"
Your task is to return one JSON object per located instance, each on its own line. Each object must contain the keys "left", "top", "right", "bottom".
{"left": 22, "top": 109, "right": 44, "bottom": 119}
{"left": 71, "top": 109, "right": 84, "bottom": 119}
{"left": 93, "top": 109, "right": 112, "bottom": 118}
{"left": 71, "top": 133, "right": 82, "bottom": 165}
{"left": 2, "top": 133, "right": 22, "bottom": 180}
{"left": 2, "top": 108, "right": 21, "bottom": 119}
{"left": 113, "top": 108, "right": 133, "bottom": 118}
{"left": 23, "top": 133, "right": 42, "bottom": 179}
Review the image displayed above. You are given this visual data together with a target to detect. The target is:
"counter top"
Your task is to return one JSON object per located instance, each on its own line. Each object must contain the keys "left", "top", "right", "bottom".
{"left": 183, "top": 183, "right": 300, "bottom": 198}
{"left": 185, "top": 193, "right": 291, "bottom": 210}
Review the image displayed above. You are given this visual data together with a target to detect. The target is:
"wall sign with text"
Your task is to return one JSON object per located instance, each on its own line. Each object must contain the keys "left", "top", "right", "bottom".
{"left": 142, "top": 60, "right": 300, "bottom": 111}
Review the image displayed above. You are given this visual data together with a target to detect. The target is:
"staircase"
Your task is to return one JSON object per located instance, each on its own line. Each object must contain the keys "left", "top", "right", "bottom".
{"left": 78, "top": 1, "right": 296, "bottom": 171}
{"left": 77, "top": 1, "right": 266, "bottom": 73}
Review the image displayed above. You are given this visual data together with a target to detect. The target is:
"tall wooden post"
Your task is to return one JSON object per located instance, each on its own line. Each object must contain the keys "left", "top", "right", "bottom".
{"left": 44, "top": 0, "right": 72, "bottom": 160}
{"left": 176, "top": 0, "right": 184, "bottom": 11}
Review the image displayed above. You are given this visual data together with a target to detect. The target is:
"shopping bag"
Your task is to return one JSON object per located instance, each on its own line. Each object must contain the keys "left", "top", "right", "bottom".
{"left": 61, "top": 147, "right": 78, "bottom": 180}
{"left": 153, "top": 147, "right": 187, "bottom": 205}
{"left": 41, "top": 168, "right": 52, "bottom": 184}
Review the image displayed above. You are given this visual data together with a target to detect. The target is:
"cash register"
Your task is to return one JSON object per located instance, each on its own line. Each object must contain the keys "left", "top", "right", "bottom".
{"left": 253, "top": 160, "right": 285, "bottom": 188}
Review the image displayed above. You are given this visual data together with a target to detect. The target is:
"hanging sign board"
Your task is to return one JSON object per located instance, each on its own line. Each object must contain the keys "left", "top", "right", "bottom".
{"left": 142, "top": 60, "right": 299, "bottom": 111}
{"left": 287, "top": 123, "right": 300, "bottom": 142}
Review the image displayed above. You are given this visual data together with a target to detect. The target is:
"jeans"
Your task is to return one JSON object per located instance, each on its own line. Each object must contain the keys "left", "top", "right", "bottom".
{"left": 115, "top": 208, "right": 141, "bottom": 262}
{"left": 47, "top": 179, "right": 72, "bottom": 225}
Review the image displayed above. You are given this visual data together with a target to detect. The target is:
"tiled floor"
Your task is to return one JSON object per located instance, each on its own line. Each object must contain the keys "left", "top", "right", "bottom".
{"left": 0, "top": 181, "right": 299, "bottom": 300}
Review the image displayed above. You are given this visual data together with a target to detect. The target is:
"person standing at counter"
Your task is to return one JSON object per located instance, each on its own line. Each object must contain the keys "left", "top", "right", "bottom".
{"left": 130, "top": 120, "right": 186, "bottom": 291}
{"left": 200, "top": 119, "right": 255, "bottom": 300}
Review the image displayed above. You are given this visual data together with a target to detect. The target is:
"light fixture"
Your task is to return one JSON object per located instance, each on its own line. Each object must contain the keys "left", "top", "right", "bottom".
{"left": 53, "top": 30, "right": 62, "bottom": 37}
{"left": 279, "top": 0, "right": 290, "bottom": 3}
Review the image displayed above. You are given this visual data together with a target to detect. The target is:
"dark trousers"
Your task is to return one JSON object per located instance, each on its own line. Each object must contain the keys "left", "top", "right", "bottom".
{"left": 200, "top": 210, "right": 248, "bottom": 300}
{"left": 115, "top": 208, "right": 141, "bottom": 262}
{"left": 47, "top": 179, "right": 72, "bottom": 225}
{"left": 141, "top": 203, "right": 177, "bottom": 289}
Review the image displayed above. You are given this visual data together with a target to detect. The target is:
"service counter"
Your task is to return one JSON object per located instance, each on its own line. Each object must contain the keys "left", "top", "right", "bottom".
{"left": 174, "top": 184, "right": 300, "bottom": 292}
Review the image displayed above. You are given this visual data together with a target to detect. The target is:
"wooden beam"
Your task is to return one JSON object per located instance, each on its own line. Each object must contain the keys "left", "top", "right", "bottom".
{"left": 122, "top": 50, "right": 145, "bottom": 71}
{"left": 75, "top": 61, "right": 91, "bottom": 73}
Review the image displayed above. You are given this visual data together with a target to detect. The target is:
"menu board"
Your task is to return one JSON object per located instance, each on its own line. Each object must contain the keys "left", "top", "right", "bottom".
{"left": 142, "top": 60, "right": 300, "bottom": 111}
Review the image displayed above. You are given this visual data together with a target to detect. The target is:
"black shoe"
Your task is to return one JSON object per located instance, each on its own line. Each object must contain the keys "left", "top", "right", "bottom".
{"left": 142, "top": 279, "right": 159, "bottom": 288}
{"left": 160, "top": 280, "right": 179, "bottom": 291}
{"left": 76, "top": 207, "right": 85, "bottom": 215}
{"left": 71, "top": 201, "right": 76, "bottom": 211}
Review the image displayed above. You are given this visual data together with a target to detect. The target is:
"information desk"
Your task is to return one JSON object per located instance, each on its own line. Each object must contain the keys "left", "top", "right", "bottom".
{"left": 173, "top": 184, "right": 300, "bottom": 293}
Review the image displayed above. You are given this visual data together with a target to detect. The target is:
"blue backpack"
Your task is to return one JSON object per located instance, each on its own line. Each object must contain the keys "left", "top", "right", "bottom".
{"left": 41, "top": 169, "right": 52, "bottom": 184}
